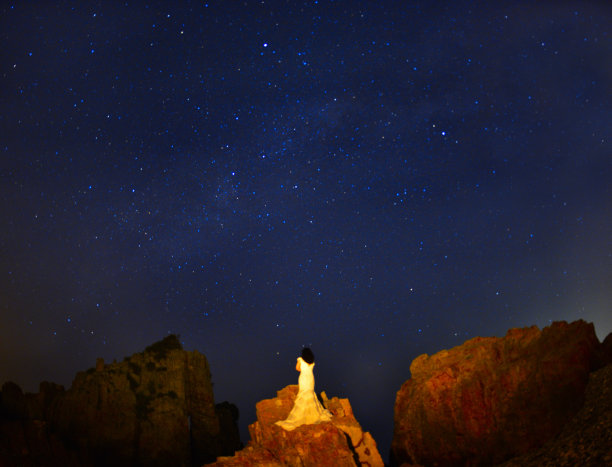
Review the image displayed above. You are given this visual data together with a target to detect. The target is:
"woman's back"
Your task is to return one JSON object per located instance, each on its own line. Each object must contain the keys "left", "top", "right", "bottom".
{"left": 297, "top": 358, "right": 315, "bottom": 393}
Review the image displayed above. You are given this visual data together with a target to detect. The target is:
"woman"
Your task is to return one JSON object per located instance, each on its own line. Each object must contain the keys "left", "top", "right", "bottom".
{"left": 275, "top": 347, "right": 333, "bottom": 430}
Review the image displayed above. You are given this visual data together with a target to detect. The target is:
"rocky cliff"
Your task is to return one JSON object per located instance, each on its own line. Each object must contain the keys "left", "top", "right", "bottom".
{"left": 391, "top": 320, "right": 607, "bottom": 467}
{"left": 0, "top": 335, "right": 240, "bottom": 466}
{"left": 208, "top": 384, "right": 384, "bottom": 466}
{"left": 0, "top": 381, "right": 82, "bottom": 467}
{"left": 498, "top": 362, "right": 612, "bottom": 466}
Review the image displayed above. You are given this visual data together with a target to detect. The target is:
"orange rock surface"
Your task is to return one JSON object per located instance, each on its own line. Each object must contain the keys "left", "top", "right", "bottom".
{"left": 208, "top": 384, "right": 384, "bottom": 467}
{"left": 391, "top": 320, "right": 604, "bottom": 466}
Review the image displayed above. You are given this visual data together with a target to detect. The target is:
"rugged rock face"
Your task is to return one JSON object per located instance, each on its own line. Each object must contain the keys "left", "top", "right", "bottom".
{"left": 602, "top": 332, "right": 612, "bottom": 364}
{"left": 391, "top": 320, "right": 604, "bottom": 467}
{"left": 0, "top": 381, "right": 82, "bottom": 467}
{"left": 0, "top": 335, "right": 241, "bottom": 466}
{"left": 208, "top": 384, "right": 384, "bottom": 467}
{"left": 498, "top": 362, "right": 612, "bottom": 466}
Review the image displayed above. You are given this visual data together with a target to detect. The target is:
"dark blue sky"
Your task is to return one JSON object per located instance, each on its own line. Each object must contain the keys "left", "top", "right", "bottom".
{"left": 1, "top": 0, "right": 611, "bottom": 458}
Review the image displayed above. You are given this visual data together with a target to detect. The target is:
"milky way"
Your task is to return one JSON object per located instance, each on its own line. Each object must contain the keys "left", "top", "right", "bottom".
{"left": 1, "top": 1, "right": 611, "bottom": 457}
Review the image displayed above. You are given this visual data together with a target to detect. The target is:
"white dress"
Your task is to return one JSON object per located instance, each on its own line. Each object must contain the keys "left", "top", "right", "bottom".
{"left": 275, "top": 357, "right": 333, "bottom": 430}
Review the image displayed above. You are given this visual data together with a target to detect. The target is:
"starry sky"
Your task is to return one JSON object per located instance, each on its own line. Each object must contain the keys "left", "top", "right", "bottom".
{"left": 1, "top": 0, "right": 611, "bottom": 459}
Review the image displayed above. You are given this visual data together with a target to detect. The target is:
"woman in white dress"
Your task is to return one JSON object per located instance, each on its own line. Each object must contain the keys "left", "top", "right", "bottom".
{"left": 275, "top": 347, "right": 333, "bottom": 430}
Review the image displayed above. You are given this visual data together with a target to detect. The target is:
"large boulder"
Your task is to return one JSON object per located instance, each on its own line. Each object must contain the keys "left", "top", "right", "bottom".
{"left": 208, "top": 384, "right": 384, "bottom": 467}
{"left": 498, "top": 362, "right": 612, "bottom": 466}
{"left": 391, "top": 320, "right": 604, "bottom": 466}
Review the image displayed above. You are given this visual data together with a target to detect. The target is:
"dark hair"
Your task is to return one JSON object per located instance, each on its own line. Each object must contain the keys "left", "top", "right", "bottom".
{"left": 301, "top": 347, "right": 314, "bottom": 364}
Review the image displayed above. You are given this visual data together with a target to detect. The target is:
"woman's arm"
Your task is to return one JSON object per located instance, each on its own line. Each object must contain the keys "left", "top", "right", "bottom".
{"left": 295, "top": 358, "right": 301, "bottom": 372}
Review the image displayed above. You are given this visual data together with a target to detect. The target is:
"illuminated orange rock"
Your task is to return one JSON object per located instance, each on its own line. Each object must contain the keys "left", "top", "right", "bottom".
{"left": 208, "top": 384, "right": 384, "bottom": 467}
{"left": 391, "top": 320, "right": 604, "bottom": 466}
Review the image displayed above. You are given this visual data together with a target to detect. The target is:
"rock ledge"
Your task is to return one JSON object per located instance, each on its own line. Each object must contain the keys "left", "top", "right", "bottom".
{"left": 208, "top": 384, "right": 383, "bottom": 467}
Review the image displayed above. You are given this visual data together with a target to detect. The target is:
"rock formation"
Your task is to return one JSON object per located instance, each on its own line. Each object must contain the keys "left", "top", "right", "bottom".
{"left": 208, "top": 384, "right": 384, "bottom": 466}
{"left": 0, "top": 381, "right": 82, "bottom": 467}
{"left": 391, "top": 320, "right": 605, "bottom": 467}
{"left": 0, "top": 335, "right": 241, "bottom": 466}
{"left": 602, "top": 332, "right": 612, "bottom": 364}
{"left": 498, "top": 362, "right": 612, "bottom": 466}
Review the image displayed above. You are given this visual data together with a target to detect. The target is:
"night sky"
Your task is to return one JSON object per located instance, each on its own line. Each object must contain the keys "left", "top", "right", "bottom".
{"left": 1, "top": 0, "right": 611, "bottom": 459}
